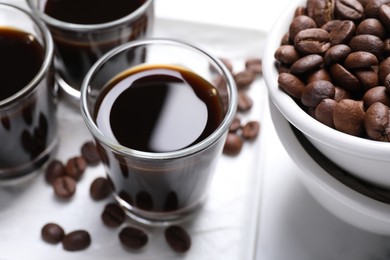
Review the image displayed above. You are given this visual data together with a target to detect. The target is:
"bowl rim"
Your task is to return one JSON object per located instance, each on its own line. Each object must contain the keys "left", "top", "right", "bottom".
{"left": 269, "top": 99, "right": 390, "bottom": 234}
{"left": 262, "top": 0, "right": 390, "bottom": 160}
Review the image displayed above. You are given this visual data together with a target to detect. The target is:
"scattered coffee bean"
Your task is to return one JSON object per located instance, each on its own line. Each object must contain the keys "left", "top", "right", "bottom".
{"left": 237, "top": 92, "right": 253, "bottom": 112}
{"left": 234, "top": 70, "right": 256, "bottom": 89}
{"left": 164, "top": 225, "right": 191, "bottom": 253}
{"left": 62, "top": 230, "right": 91, "bottom": 251}
{"left": 229, "top": 117, "right": 242, "bottom": 132}
{"left": 245, "top": 58, "right": 262, "bottom": 75}
{"left": 45, "top": 159, "right": 66, "bottom": 184}
{"left": 223, "top": 133, "right": 243, "bottom": 156}
{"left": 52, "top": 176, "right": 76, "bottom": 199}
{"left": 119, "top": 226, "right": 148, "bottom": 250}
{"left": 90, "top": 177, "right": 111, "bottom": 201}
{"left": 101, "top": 203, "right": 126, "bottom": 227}
{"left": 81, "top": 141, "right": 101, "bottom": 166}
{"left": 41, "top": 223, "right": 65, "bottom": 244}
{"left": 242, "top": 121, "right": 260, "bottom": 140}
{"left": 66, "top": 156, "right": 87, "bottom": 181}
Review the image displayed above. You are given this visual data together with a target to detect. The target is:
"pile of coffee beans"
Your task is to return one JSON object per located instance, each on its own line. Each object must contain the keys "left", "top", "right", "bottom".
{"left": 274, "top": 0, "right": 390, "bottom": 141}
{"left": 213, "top": 57, "right": 262, "bottom": 155}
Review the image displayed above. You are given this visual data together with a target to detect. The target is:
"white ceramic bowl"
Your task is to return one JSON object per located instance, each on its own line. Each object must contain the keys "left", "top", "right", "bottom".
{"left": 269, "top": 100, "right": 390, "bottom": 235}
{"left": 263, "top": 0, "right": 390, "bottom": 189}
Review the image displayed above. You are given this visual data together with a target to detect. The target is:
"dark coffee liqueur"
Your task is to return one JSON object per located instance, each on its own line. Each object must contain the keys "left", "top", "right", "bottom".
{"left": 95, "top": 64, "right": 224, "bottom": 152}
{"left": 44, "top": 0, "right": 145, "bottom": 24}
{"left": 0, "top": 27, "right": 44, "bottom": 100}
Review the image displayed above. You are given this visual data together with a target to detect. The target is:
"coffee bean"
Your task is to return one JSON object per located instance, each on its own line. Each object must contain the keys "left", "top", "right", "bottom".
{"left": 237, "top": 92, "right": 253, "bottom": 112}
{"left": 294, "top": 28, "right": 330, "bottom": 54}
{"left": 52, "top": 176, "right": 76, "bottom": 199}
{"left": 229, "top": 117, "right": 242, "bottom": 132}
{"left": 329, "top": 63, "right": 361, "bottom": 93}
{"left": 81, "top": 141, "right": 100, "bottom": 166}
{"left": 45, "top": 160, "right": 66, "bottom": 184}
{"left": 334, "top": 0, "right": 364, "bottom": 21}
{"left": 349, "top": 34, "right": 384, "bottom": 57}
{"left": 329, "top": 20, "right": 356, "bottom": 45}
{"left": 384, "top": 73, "right": 390, "bottom": 92}
{"left": 290, "top": 54, "right": 324, "bottom": 74}
{"left": 315, "top": 98, "right": 337, "bottom": 128}
{"left": 62, "top": 230, "right": 91, "bottom": 251}
{"left": 324, "top": 44, "right": 351, "bottom": 65}
{"left": 379, "top": 4, "right": 390, "bottom": 28}
{"left": 234, "top": 70, "right": 256, "bottom": 89}
{"left": 354, "top": 69, "right": 379, "bottom": 90}
{"left": 344, "top": 51, "right": 378, "bottom": 69}
{"left": 135, "top": 191, "right": 153, "bottom": 210}
{"left": 41, "top": 223, "right": 65, "bottom": 244}
{"left": 274, "top": 45, "right": 300, "bottom": 65}
{"left": 306, "top": 68, "right": 332, "bottom": 83}
{"left": 90, "top": 177, "right": 111, "bottom": 201}
{"left": 223, "top": 133, "right": 243, "bottom": 156}
{"left": 278, "top": 72, "right": 305, "bottom": 99}
{"left": 101, "top": 203, "right": 125, "bottom": 227}
{"left": 119, "top": 226, "right": 148, "bottom": 250}
{"left": 307, "top": 0, "right": 334, "bottom": 26}
{"left": 363, "top": 86, "right": 390, "bottom": 109}
{"left": 242, "top": 121, "right": 260, "bottom": 140}
{"left": 356, "top": 18, "right": 386, "bottom": 39}
{"left": 333, "top": 99, "right": 365, "bottom": 136}
{"left": 364, "top": 102, "right": 390, "bottom": 141}
{"left": 66, "top": 156, "right": 87, "bottom": 181}
{"left": 301, "top": 80, "right": 335, "bottom": 108}
{"left": 245, "top": 58, "right": 262, "bottom": 75}
{"left": 164, "top": 225, "right": 191, "bottom": 253}
{"left": 289, "top": 15, "right": 317, "bottom": 42}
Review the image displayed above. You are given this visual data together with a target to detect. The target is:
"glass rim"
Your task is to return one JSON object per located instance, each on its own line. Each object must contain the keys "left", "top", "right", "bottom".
{"left": 80, "top": 38, "right": 238, "bottom": 160}
{"left": 26, "top": 0, "right": 154, "bottom": 32}
{"left": 0, "top": 3, "right": 54, "bottom": 108}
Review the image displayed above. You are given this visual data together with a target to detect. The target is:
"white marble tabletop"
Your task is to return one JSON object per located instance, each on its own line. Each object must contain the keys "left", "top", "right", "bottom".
{"left": 3, "top": 0, "right": 390, "bottom": 259}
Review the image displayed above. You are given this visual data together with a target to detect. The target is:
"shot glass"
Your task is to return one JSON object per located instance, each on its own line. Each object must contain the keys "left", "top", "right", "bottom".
{"left": 80, "top": 39, "right": 237, "bottom": 224}
{"left": 26, "top": 0, "right": 154, "bottom": 105}
{"left": 0, "top": 3, "right": 58, "bottom": 179}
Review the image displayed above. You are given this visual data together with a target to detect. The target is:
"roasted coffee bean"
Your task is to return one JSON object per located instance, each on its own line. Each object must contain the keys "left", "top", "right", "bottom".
{"left": 329, "top": 20, "right": 356, "bottom": 45}
{"left": 301, "top": 80, "right": 335, "bottom": 108}
{"left": 383, "top": 38, "right": 390, "bottom": 54}
{"left": 101, "top": 203, "right": 125, "bottom": 227}
{"left": 45, "top": 159, "right": 66, "bottom": 184}
{"left": 66, "top": 156, "right": 87, "bottom": 181}
{"left": 344, "top": 51, "right": 378, "bottom": 69}
{"left": 363, "top": 86, "right": 390, "bottom": 108}
{"left": 234, "top": 70, "right": 256, "bottom": 89}
{"left": 41, "top": 223, "right": 65, "bottom": 244}
{"left": 223, "top": 133, "right": 243, "bottom": 156}
{"left": 379, "top": 57, "right": 390, "bottom": 84}
{"left": 324, "top": 44, "right": 351, "bottom": 65}
{"left": 333, "top": 99, "right": 365, "bottom": 136}
{"left": 379, "top": 4, "right": 390, "bottom": 28}
{"left": 334, "top": 86, "right": 351, "bottom": 101}
{"left": 306, "top": 68, "right": 332, "bottom": 83}
{"left": 90, "top": 177, "right": 111, "bottom": 201}
{"left": 164, "top": 191, "right": 179, "bottom": 211}
{"left": 294, "top": 6, "right": 307, "bottom": 17}
{"left": 81, "top": 141, "right": 100, "bottom": 166}
{"left": 315, "top": 98, "right": 337, "bottom": 128}
{"left": 242, "top": 121, "right": 260, "bottom": 140}
{"left": 354, "top": 69, "right": 379, "bottom": 90}
{"left": 289, "top": 15, "right": 317, "bottom": 42}
{"left": 364, "top": 102, "right": 390, "bottom": 141}
{"left": 229, "top": 117, "right": 242, "bottom": 132}
{"left": 356, "top": 18, "right": 386, "bottom": 39}
{"left": 274, "top": 45, "right": 300, "bottom": 65}
{"left": 119, "top": 226, "right": 148, "bottom": 250}
{"left": 290, "top": 54, "right": 324, "bottom": 74}
{"left": 334, "top": 0, "right": 364, "bottom": 21}
{"left": 53, "top": 176, "right": 76, "bottom": 199}
{"left": 164, "top": 225, "right": 191, "bottom": 253}
{"left": 321, "top": 20, "right": 342, "bottom": 32}
{"left": 330, "top": 63, "right": 361, "bottom": 93}
{"left": 294, "top": 28, "right": 331, "bottom": 54}
{"left": 384, "top": 73, "right": 390, "bottom": 92}
{"left": 278, "top": 72, "right": 305, "bottom": 99}
{"left": 245, "top": 58, "right": 262, "bottom": 75}
{"left": 62, "top": 230, "right": 91, "bottom": 251}
{"left": 349, "top": 34, "right": 384, "bottom": 57}
{"left": 364, "top": 0, "right": 390, "bottom": 18}
{"left": 237, "top": 92, "right": 253, "bottom": 112}
{"left": 307, "top": 0, "right": 334, "bottom": 26}
{"left": 135, "top": 191, "right": 153, "bottom": 210}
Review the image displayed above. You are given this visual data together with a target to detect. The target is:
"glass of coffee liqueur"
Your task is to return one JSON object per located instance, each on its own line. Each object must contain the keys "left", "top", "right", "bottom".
{"left": 80, "top": 39, "right": 238, "bottom": 225}
{"left": 26, "top": 0, "right": 154, "bottom": 105}
{"left": 0, "top": 3, "right": 58, "bottom": 180}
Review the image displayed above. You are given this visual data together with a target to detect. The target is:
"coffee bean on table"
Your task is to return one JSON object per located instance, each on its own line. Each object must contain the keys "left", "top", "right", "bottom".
{"left": 66, "top": 156, "right": 87, "bottom": 181}
{"left": 81, "top": 141, "right": 101, "bottom": 166}
{"left": 234, "top": 70, "right": 256, "bottom": 90}
{"left": 245, "top": 58, "right": 263, "bottom": 75}
{"left": 119, "top": 226, "right": 148, "bottom": 250}
{"left": 90, "top": 177, "right": 111, "bottom": 201}
{"left": 242, "top": 121, "right": 260, "bottom": 140}
{"left": 101, "top": 203, "right": 126, "bottom": 227}
{"left": 62, "top": 230, "right": 91, "bottom": 251}
{"left": 52, "top": 176, "right": 76, "bottom": 199}
{"left": 164, "top": 225, "right": 191, "bottom": 253}
{"left": 223, "top": 133, "right": 243, "bottom": 156}
{"left": 45, "top": 160, "right": 66, "bottom": 184}
{"left": 41, "top": 223, "right": 65, "bottom": 244}
{"left": 229, "top": 117, "right": 242, "bottom": 132}
{"left": 237, "top": 92, "right": 253, "bottom": 112}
